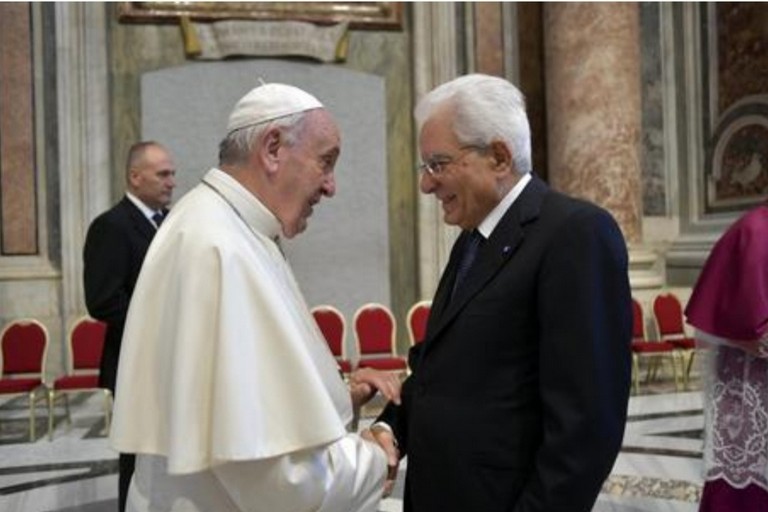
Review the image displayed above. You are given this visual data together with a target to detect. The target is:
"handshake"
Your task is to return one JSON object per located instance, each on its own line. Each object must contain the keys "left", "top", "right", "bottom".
{"left": 348, "top": 367, "right": 402, "bottom": 498}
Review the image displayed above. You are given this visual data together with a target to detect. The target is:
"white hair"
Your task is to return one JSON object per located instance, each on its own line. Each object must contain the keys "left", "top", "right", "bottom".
{"left": 414, "top": 74, "right": 532, "bottom": 175}
{"left": 218, "top": 111, "right": 309, "bottom": 166}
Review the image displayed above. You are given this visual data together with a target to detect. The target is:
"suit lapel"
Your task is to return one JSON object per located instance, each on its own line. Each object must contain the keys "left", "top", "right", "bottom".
{"left": 420, "top": 176, "right": 549, "bottom": 354}
{"left": 429, "top": 236, "right": 462, "bottom": 322}
{"left": 120, "top": 197, "right": 156, "bottom": 242}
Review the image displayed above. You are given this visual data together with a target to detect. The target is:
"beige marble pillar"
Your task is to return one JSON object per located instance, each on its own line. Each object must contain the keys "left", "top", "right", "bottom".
{"left": 544, "top": 2, "right": 643, "bottom": 244}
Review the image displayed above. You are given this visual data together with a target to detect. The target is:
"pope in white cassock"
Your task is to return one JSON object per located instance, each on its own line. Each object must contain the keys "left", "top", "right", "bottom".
{"left": 109, "top": 83, "right": 400, "bottom": 512}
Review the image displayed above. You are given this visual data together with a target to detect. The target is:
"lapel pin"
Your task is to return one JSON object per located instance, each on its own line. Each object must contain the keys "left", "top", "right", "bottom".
{"left": 503, "top": 245, "right": 512, "bottom": 254}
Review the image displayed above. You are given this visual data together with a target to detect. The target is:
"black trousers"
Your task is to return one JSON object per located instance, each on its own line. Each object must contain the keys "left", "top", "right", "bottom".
{"left": 118, "top": 452, "right": 135, "bottom": 512}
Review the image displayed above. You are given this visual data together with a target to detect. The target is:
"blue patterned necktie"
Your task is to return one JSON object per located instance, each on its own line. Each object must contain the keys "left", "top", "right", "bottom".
{"left": 152, "top": 211, "right": 165, "bottom": 229}
{"left": 452, "top": 230, "right": 483, "bottom": 299}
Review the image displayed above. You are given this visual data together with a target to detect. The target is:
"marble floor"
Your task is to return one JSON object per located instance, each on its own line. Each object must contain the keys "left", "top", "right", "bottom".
{"left": 1, "top": 372, "right": 704, "bottom": 512}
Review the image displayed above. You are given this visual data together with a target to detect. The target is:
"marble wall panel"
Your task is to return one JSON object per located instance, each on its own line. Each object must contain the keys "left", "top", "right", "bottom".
{"left": 640, "top": 2, "right": 666, "bottom": 216}
{"left": 0, "top": 3, "right": 38, "bottom": 255}
{"left": 703, "top": 3, "right": 768, "bottom": 212}
{"left": 517, "top": 3, "right": 548, "bottom": 181}
{"left": 344, "top": 27, "right": 415, "bottom": 339}
{"left": 715, "top": 3, "right": 768, "bottom": 115}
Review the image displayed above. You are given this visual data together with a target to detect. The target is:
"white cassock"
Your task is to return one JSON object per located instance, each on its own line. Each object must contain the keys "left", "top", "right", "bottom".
{"left": 110, "top": 168, "right": 387, "bottom": 512}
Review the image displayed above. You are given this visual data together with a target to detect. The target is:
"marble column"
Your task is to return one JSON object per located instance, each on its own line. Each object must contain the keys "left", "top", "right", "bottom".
{"left": 544, "top": 2, "right": 642, "bottom": 242}
{"left": 544, "top": 2, "right": 662, "bottom": 288}
{"left": 56, "top": 3, "right": 111, "bottom": 327}
{"left": 413, "top": 3, "right": 463, "bottom": 299}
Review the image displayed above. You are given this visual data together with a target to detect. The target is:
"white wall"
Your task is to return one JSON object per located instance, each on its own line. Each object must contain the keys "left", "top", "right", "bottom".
{"left": 141, "top": 60, "right": 390, "bottom": 360}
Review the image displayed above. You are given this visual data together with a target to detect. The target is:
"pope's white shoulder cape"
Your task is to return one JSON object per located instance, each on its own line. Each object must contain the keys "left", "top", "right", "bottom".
{"left": 110, "top": 168, "right": 352, "bottom": 475}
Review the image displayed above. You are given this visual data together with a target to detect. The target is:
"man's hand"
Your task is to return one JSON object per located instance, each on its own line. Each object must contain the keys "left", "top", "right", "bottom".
{"left": 349, "top": 367, "right": 401, "bottom": 408}
{"left": 362, "top": 424, "right": 400, "bottom": 497}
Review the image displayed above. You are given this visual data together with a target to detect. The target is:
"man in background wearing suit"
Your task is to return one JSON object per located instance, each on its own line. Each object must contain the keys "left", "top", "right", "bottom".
{"left": 369, "top": 74, "right": 632, "bottom": 512}
{"left": 83, "top": 141, "right": 176, "bottom": 512}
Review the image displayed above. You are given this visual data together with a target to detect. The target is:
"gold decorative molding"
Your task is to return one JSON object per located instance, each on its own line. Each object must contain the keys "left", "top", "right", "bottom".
{"left": 118, "top": 2, "right": 403, "bottom": 30}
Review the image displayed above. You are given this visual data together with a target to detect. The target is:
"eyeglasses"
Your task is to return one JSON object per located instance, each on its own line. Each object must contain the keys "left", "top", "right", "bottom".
{"left": 417, "top": 145, "right": 485, "bottom": 176}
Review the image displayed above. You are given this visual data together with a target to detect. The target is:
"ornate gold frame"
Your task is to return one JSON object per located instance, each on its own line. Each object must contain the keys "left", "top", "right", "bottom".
{"left": 117, "top": 2, "right": 403, "bottom": 30}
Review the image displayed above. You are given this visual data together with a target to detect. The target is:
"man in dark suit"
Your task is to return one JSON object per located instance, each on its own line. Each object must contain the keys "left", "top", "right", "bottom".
{"left": 368, "top": 74, "right": 632, "bottom": 511}
{"left": 83, "top": 141, "right": 176, "bottom": 512}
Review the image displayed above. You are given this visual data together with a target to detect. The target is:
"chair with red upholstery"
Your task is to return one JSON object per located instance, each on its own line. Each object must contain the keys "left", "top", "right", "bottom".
{"left": 630, "top": 298, "right": 681, "bottom": 394}
{"left": 311, "top": 305, "right": 354, "bottom": 376}
{"left": 0, "top": 318, "right": 49, "bottom": 441}
{"left": 653, "top": 292, "right": 698, "bottom": 385}
{"left": 47, "top": 316, "right": 112, "bottom": 440}
{"left": 353, "top": 303, "right": 406, "bottom": 373}
{"left": 406, "top": 300, "right": 432, "bottom": 346}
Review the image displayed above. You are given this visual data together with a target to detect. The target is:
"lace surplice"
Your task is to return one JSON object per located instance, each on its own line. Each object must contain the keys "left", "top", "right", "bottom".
{"left": 700, "top": 331, "right": 768, "bottom": 491}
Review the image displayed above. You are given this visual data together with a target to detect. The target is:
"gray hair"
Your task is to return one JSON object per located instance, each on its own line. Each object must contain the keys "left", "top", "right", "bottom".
{"left": 414, "top": 74, "right": 532, "bottom": 175}
{"left": 125, "top": 140, "right": 164, "bottom": 180}
{"left": 218, "top": 111, "right": 308, "bottom": 166}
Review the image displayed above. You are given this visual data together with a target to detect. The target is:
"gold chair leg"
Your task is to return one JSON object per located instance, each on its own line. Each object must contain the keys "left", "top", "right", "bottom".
{"left": 632, "top": 355, "right": 640, "bottom": 395}
{"left": 47, "top": 389, "right": 55, "bottom": 441}
{"left": 28, "top": 388, "right": 45, "bottom": 442}
{"left": 103, "top": 390, "right": 113, "bottom": 435}
{"left": 644, "top": 358, "right": 656, "bottom": 384}
{"left": 686, "top": 351, "right": 695, "bottom": 385}
{"left": 671, "top": 352, "right": 681, "bottom": 392}
{"left": 63, "top": 394, "right": 72, "bottom": 426}
{"left": 28, "top": 390, "right": 35, "bottom": 442}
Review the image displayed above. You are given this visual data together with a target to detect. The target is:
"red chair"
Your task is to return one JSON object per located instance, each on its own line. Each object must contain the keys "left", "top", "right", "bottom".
{"left": 630, "top": 298, "right": 681, "bottom": 394}
{"left": 311, "top": 305, "right": 354, "bottom": 376}
{"left": 406, "top": 301, "right": 431, "bottom": 345}
{"left": 0, "top": 318, "right": 49, "bottom": 441}
{"left": 653, "top": 293, "right": 698, "bottom": 384}
{"left": 353, "top": 303, "right": 406, "bottom": 372}
{"left": 47, "top": 316, "right": 112, "bottom": 440}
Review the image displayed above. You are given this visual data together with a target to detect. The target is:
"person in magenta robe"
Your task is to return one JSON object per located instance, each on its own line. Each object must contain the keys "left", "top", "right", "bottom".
{"left": 685, "top": 203, "right": 768, "bottom": 512}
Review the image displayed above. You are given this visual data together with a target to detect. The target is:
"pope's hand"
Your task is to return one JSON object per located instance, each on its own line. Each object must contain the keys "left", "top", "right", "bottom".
{"left": 349, "top": 367, "right": 401, "bottom": 408}
{"left": 361, "top": 425, "right": 400, "bottom": 497}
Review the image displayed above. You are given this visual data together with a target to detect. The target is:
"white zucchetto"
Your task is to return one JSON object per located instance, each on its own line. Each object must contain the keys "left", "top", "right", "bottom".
{"left": 226, "top": 83, "right": 323, "bottom": 133}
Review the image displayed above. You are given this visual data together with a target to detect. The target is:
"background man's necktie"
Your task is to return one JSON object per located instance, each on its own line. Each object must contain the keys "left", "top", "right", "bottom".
{"left": 451, "top": 230, "right": 483, "bottom": 299}
{"left": 152, "top": 212, "right": 164, "bottom": 228}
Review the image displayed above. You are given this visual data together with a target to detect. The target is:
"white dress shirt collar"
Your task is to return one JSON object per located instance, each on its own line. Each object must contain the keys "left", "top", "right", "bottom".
{"left": 126, "top": 191, "right": 162, "bottom": 225}
{"left": 476, "top": 172, "right": 532, "bottom": 239}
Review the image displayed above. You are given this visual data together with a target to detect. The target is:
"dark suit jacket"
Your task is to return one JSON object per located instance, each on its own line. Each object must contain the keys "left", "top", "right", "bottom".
{"left": 378, "top": 176, "right": 632, "bottom": 512}
{"left": 83, "top": 197, "right": 159, "bottom": 393}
